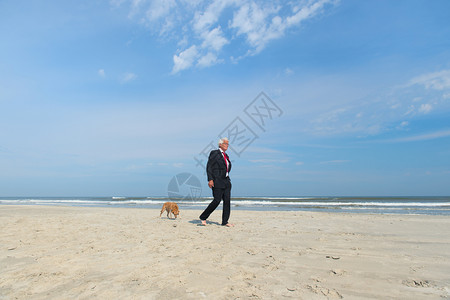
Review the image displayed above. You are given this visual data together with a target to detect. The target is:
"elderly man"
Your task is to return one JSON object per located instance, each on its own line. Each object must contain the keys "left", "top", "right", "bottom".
{"left": 199, "top": 138, "right": 234, "bottom": 227}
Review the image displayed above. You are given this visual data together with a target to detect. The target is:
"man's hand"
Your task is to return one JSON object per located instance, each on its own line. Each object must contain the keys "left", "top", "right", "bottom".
{"left": 208, "top": 180, "right": 214, "bottom": 188}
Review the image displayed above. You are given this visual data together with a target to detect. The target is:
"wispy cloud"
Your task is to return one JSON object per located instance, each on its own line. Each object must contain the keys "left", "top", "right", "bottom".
{"left": 284, "top": 68, "right": 294, "bottom": 76}
{"left": 172, "top": 46, "right": 198, "bottom": 74}
{"left": 114, "top": 0, "right": 338, "bottom": 73}
{"left": 230, "top": 0, "right": 335, "bottom": 54}
{"left": 98, "top": 69, "right": 106, "bottom": 77}
{"left": 308, "top": 69, "right": 450, "bottom": 137}
{"left": 418, "top": 103, "right": 432, "bottom": 114}
{"left": 121, "top": 72, "right": 137, "bottom": 83}
{"left": 197, "top": 52, "right": 222, "bottom": 68}
{"left": 381, "top": 129, "right": 450, "bottom": 143}
{"left": 407, "top": 69, "right": 450, "bottom": 90}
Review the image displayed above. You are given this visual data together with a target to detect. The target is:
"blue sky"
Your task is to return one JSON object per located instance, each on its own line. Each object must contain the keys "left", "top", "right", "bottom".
{"left": 1, "top": 0, "right": 450, "bottom": 197}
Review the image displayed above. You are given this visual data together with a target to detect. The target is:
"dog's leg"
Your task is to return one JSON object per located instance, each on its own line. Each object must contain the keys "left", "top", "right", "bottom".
{"left": 160, "top": 205, "right": 166, "bottom": 217}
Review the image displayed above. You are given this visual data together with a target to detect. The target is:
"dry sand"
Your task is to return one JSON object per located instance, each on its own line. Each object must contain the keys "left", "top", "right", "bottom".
{"left": 1, "top": 205, "right": 449, "bottom": 299}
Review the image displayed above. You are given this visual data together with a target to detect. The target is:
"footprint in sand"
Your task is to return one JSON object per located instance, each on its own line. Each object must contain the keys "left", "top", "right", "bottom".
{"left": 306, "top": 284, "right": 343, "bottom": 299}
{"left": 330, "top": 269, "right": 346, "bottom": 276}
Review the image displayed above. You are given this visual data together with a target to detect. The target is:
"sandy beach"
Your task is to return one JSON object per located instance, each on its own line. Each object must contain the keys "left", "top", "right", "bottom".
{"left": 1, "top": 205, "right": 449, "bottom": 299}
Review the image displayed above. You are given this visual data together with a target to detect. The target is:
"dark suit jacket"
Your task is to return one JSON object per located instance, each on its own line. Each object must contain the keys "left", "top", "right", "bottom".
{"left": 206, "top": 149, "right": 231, "bottom": 189}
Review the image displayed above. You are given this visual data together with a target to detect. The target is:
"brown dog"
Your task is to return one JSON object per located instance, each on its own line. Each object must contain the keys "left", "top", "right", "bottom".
{"left": 160, "top": 202, "right": 179, "bottom": 219}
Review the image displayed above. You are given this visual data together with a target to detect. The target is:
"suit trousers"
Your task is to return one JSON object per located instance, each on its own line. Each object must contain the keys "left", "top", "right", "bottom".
{"left": 199, "top": 179, "right": 231, "bottom": 225}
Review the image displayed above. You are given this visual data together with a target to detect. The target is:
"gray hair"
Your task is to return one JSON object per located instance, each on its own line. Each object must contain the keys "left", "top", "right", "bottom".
{"left": 218, "top": 137, "right": 229, "bottom": 145}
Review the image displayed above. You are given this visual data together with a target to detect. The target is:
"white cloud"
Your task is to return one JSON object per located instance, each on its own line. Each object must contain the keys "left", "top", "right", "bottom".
{"left": 121, "top": 72, "right": 137, "bottom": 83}
{"left": 284, "top": 68, "right": 294, "bottom": 76}
{"left": 197, "top": 52, "right": 221, "bottom": 68}
{"left": 115, "top": 0, "right": 338, "bottom": 73}
{"left": 230, "top": 0, "right": 335, "bottom": 54}
{"left": 307, "top": 69, "right": 450, "bottom": 137}
{"left": 128, "top": 0, "right": 146, "bottom": 18}
{"left": 287, "top": 0, "right": 333, "bottom": 26}
{"left": 98, "top": 69, "right": 105, "bottom": 77}
{"left": 418, "top": 103, "right": 432, "bottom": 114}
{"left": 172, "top": 45, "right": 199, "bottom": 74}
{"left": 230, "top": 2, "right": 280, "bottom": 52}
{"left": 408, "top": 69, "right": 450, "bottom": 90}
{"left": 192, "top": 0, "right": 235, "bottom": 33}
{"left": 395, "top": 121, "right": 409, "bottom": 131}
{"left": 144, "top": 0, "right": 178, "bottom": 36}
{"left": 404, "top": 105, "right": 415, "bottom": 116}
{"left": 201, "top": 26, "right": 229, "bottom": 51}
{"left": 145, "top": 0, "right": 176, "bottom": 22}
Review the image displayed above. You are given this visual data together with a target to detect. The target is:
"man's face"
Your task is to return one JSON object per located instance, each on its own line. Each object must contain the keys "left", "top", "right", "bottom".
{"left": 219, "top": 141, "right": 229, "bottom": 152}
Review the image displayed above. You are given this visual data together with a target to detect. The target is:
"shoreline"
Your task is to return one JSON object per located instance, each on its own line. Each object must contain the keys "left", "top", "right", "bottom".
{"left": 1, "top": 205, "right": 450, "bottom": 299}
{"left": 1, "top": 203, "right": 449, "bottom": 217}
{"left": 2, "top": 196, "right": 450, "bottom": 216}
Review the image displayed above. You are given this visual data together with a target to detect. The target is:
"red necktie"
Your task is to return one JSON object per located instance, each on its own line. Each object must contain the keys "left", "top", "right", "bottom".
{"left": 223, "top": 152, "right": 228, "bottom": 171}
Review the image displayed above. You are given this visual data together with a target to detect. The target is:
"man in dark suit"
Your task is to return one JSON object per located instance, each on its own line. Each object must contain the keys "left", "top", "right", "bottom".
{"left": 199, "top": 137, "right": 234, "bottom": 227}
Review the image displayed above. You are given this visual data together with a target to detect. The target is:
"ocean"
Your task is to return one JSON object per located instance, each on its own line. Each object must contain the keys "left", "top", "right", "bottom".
{"left": 1, "top": 196, "right": 450, "bottom": 215}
